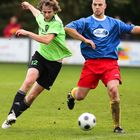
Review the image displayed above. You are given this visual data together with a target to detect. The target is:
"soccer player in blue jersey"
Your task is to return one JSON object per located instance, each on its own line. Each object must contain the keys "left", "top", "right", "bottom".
{"left": 65, "top": 0, "right": 140, "bottom": 133}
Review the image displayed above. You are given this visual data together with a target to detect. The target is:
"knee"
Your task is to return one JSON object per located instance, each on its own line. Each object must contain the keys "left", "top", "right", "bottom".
{"left": 109, "top": 86, "right": 119, "bottom": 101}
{"left": 24, "top": 79, "right": 34, "bottom": 87}
{"left": 76, "top": 91, "right": 86, "bottom": 101}
{"left": 109, "top": 86, "right": 117, "bottom": 94}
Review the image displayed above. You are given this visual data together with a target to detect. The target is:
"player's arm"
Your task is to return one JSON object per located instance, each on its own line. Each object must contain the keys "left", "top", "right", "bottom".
{"left": 16, "top": 29, "right": 55, "bottom": 45}
{"left": 65, "top": 27, "right": 96, "bottom": 49}
{"left": 21, "top": 1, "right": 40, "bottom": 17}
{"left": 130, "top": 26, "right": 140, "bottom": 34}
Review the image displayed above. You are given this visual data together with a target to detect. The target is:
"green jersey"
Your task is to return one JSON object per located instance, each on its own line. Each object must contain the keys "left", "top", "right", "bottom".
{"left": 36, "top": 13, "right": 72, "bottom": 61}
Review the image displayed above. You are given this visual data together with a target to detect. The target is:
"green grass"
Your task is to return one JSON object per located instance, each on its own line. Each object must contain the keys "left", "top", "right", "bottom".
{"left": 0, "top": 63, "right": 140, "bottom": 140}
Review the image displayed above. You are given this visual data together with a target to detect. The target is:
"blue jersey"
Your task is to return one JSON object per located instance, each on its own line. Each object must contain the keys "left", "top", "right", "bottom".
{"left": 66, "top": 15, "right": 134, "bottom": 60}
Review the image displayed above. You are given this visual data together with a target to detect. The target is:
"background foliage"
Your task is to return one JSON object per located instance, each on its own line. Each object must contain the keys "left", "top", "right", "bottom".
{"left": 0, "top": 0, "right": 140, "bottom": 37}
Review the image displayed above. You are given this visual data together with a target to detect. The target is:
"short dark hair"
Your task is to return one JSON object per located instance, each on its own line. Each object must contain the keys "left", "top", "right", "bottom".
{"left": 38, "top": 0, "right": 61, "bottom": 13}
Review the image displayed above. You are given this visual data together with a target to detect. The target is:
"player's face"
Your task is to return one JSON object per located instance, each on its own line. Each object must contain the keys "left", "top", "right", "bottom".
{"left": 92, "top": 0, "right": 106, "bottom": 18}
{"left": 42, "top": 5, "right": 55, "bottom": 21}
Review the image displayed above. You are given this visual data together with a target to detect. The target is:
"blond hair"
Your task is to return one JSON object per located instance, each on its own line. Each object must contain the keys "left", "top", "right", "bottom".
{"left": 38, "top": 0, "right": 61, "bottom": 13}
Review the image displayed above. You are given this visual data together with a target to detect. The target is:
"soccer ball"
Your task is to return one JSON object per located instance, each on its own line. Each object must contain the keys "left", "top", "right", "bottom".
{"left": 78, "top": 112, "right": 96, "bottom": 131}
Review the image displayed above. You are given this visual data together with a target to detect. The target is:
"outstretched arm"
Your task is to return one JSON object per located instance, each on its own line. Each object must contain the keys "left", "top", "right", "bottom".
{"left": 64, "top": 27, "right": 96, "bottom": 49}
{"left": 131, "top": 26, "right": 140, "bottom": 34}
{"left": 21, "top": 1, "right": 40, "bottom": 17}
{"left": 16, "top": 29, "right": 55, "bottom": 45}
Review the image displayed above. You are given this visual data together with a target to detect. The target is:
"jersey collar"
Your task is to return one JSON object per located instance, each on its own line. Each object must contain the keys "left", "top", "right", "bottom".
{"left": 92, "top": 14, "right": 106, "bottom": 21}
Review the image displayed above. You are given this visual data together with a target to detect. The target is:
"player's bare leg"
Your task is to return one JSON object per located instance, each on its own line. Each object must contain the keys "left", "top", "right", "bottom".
{"left": 20, "top": 68, "right": 39, "bottom": 93}
{"left": 67, "top": 87, "right": 90, "bottom": 109}
{"left": 25, "top": 82, "right": 44, "bottom": 105}
{"left": 107, "top": 80, "right": 124, "bottom": 133}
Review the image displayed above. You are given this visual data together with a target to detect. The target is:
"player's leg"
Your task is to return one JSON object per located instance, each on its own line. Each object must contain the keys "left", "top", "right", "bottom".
{"left": 8, "top": 68, "right": 39, "bottom": 115}
{"left": 107, "top": 80, "right": 124, "bottom": 133}
{"left": 67, "top": 87, "right": 90, "bottom": 110}
{"left": 2, "top": 52, "right": 45, "bottom": 129}
{"left": 67, "top": 60, "right": 99, "bottom": 110}
{"left": 25, "top": 82, "right": 44, "bottom": 105}
{"left": 14, "top": 82, "right": 44, "bottom": 118}
{"left": 2, "top": 68, "right": 39, "bottom": 129}
{"left": 70, "top": 87, "right": 90, "bottom": 100}
{"left": 11, "top": 82, "right": 44, "bottom": 118}
{"left": 101, "top": 59, "right": 124, "bottom": 133}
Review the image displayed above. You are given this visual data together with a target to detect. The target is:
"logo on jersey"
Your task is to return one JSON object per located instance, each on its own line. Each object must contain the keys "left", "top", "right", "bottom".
{"left": 45, "top": 25, "right": 49, "bottom": 32}
{"left": 93, "top": 28, "right": 109, "bottom": 38}
{"left": 31, "top": 60, "right": 38, "bottom": 66}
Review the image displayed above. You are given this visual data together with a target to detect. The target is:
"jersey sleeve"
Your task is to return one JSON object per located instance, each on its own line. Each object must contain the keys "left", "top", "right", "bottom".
{"left": 35, "top": 13, "right": 45, "bottom": 29}
{"left": 117, "top": 19, "right": 134, "bottom": 34}
{"left": 65, "top": 18, "right": 86, "bottom": 34}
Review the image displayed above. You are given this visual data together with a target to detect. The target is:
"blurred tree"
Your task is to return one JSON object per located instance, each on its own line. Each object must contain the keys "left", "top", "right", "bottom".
{"left": 59, "top": 0, "right": 92, "bottom": 25}
{"left": 0, "top": 0, "right": 38, "bottom": 36}
{"left": 0, "top": 0, "right": 140, "bottom": 39}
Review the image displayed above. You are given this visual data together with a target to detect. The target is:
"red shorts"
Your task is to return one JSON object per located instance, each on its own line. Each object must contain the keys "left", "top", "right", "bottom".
{"left": 77, "top": 59, "right": 121, "bottom": 89}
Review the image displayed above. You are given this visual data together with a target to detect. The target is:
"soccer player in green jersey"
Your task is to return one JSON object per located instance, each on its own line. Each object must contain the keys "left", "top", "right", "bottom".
{"left": 2, "top": 0, "right": 72, "bottom": 129}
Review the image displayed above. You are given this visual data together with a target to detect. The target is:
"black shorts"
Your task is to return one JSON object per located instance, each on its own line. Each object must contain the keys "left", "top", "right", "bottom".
{"left": 29, "top": 51, "right": 62, "bottom": 90}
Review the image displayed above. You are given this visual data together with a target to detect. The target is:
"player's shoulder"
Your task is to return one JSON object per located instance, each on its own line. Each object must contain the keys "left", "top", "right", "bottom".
{"left": 75, "top": 16, "right": 92, "bottom": 24}
{"left": 107, "top": 16, "right": 121, "bottom": 23}
{"left": 49, "top": 14, "right": 64, "bottom": 28}
{"left": 106, "top": 16, "right": 115, "bottom": 21}
{"left": 74, "top": 17, "right": 87, "bottom": 23}
{"left": 105, "top": 16, "right": 122, "bottom": 26}
{"left": 83, "top": 15, "right": 93, "bottom": 23}
{"left": 53, "top": 14, "right": 63, "bottom": 24}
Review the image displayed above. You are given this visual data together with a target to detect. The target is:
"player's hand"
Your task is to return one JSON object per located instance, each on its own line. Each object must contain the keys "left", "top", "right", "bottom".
{"left": 21, "top": 1, "right": 30, "bottom": 10}
{"left": 84, "top": 39, "right": 96, "bottom": 49}
{"left": 15, "top": 29, "right": 29, "bottom": 36}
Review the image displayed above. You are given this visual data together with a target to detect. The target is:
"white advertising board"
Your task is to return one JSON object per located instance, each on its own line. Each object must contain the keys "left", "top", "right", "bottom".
{"left": 0, "top": 38, "right": 29, "bottom": 62}
{"left": 0, "top": 38, "right": 140, "bottom": 67}
{"left": 118, "top": 41, "right": 140, "bottom": 66}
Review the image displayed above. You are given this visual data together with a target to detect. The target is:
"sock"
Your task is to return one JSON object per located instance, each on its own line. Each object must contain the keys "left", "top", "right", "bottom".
{"left": 15, "top": 99, "right": 30, "bottom": 117}
{"left": 110, "top": 101, "right": 120, "bottom": 128}
{"left": 71, "top": 87, "right": 78, "bottom": 99}
{"left": 9, "top": 90, "right": 26, "bottom": 115}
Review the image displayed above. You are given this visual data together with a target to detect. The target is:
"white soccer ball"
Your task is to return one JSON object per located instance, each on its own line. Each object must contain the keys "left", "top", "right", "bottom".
{"left": 78, "top": 112, "right": 96, "bottom": 131}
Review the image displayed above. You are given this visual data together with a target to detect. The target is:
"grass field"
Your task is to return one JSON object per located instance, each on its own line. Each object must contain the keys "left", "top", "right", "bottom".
{"left": 0, "top": 63, "right": 140, "bottom": 140}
